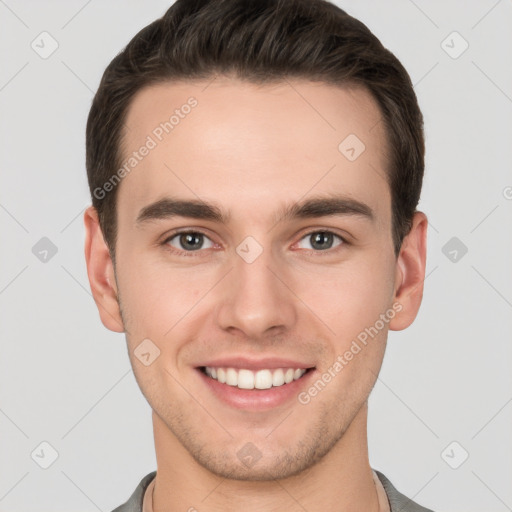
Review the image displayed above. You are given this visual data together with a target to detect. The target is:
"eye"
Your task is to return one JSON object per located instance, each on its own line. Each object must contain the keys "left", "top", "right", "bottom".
{"left": 163, "top": 231, "right": 215, "bottom": 253}
{"left": 160, "top": 229, "right": 347, "bottom": 257}
{"left": 296, "top": 230, "right": 345, "bottom": 252}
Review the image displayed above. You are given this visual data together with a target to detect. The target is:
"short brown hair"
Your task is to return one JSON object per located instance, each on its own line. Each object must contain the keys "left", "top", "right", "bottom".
{"left": 86, "top": 0, "right": 424, "bottom": 263}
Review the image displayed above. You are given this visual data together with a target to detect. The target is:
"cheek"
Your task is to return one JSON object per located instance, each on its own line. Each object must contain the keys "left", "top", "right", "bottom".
{"left": 298, "top": 263, "right": 393, "bottom": 402}
{"left": 117, "top": 253, "right": 207, "bottom": 337}
{"left": 295, "top": 259, "right": 394, "bottom": 338}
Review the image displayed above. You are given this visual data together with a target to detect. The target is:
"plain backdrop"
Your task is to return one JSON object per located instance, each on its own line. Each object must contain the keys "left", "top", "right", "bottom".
{"left": 1, "top": 1, "right": 511, "bottom": 511}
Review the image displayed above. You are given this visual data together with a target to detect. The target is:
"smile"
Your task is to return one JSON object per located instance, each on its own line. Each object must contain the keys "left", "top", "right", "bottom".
{"left": 201, "top": 366, "right": 311, "bottom": 390}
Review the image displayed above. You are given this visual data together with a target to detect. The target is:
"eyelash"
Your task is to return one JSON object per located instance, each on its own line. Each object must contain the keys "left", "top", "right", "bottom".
{"left": 160, "top": 229, "right": 349, "bottom": 257}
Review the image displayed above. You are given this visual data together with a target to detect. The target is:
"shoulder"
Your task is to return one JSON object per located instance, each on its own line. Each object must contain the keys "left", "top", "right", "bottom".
{"left": 111, "top": 471, "right": 157, "bottom": 512}
{"left": 374, "top": 470, "right": 436, "bottom": 512}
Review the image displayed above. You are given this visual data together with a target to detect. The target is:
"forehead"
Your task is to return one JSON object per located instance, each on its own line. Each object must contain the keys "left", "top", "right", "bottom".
{"left": 118, "top": 77, "right": 390, "bottom": 227}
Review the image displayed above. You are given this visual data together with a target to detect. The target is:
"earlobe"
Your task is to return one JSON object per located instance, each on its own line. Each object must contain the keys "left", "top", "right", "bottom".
{"left": 389, "top": 211, "right": 428, "bottom": 331}
{"left": 83, "top": 206, "right": 125, "bottom": 333}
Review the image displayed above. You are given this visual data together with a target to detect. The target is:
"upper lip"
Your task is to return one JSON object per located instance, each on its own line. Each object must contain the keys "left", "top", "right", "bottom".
{"left": 196, "top": 356, "right": 316, "bottom": 371}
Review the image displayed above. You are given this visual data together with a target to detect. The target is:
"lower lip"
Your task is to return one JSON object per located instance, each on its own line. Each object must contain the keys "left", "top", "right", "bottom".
{"left": 196, "top": 368, "right": 316, "bottom": 411}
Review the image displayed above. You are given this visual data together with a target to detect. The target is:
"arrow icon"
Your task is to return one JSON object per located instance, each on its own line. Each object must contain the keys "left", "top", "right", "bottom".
{"left": 442, "top": 236, "right": 467, "bottom": 263}
{"left": 236, "top": 236, "right": 263, "bottom": 263}
{"left": 135, "top": 339, "right": 160, "bottom": 366}
{"left": 32, "top": 237, "right": 58, "bottom": 262}
{"left": 31, "top": 441, "right": 59, "bottom": 469}
{"left": 441, "top": 31, "right": 469, "bottom": 59}
{"left": 338, "top": 134, "right": 365, "bottom": 161}
{"left": 441, "top": 441, "right": 469, "bottom": 469}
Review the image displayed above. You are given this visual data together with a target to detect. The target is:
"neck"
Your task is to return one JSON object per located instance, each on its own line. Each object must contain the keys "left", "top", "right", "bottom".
{"left": 151, "top": 402, "right": 379, "bottom": 512}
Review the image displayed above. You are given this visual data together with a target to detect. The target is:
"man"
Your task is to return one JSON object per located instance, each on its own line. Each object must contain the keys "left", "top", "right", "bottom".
{"left": 84, "top": 0, "right": 433, "bottom": 510}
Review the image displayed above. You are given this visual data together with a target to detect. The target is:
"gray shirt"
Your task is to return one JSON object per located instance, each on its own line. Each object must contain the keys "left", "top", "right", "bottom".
{"left": 111, "top": 469, "right": 435, "bottom": 512}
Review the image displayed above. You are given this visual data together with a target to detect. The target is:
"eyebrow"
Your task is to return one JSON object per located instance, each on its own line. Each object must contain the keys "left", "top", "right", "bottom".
{"left": 135, "top": 194, "right": 374, "bottom": 226}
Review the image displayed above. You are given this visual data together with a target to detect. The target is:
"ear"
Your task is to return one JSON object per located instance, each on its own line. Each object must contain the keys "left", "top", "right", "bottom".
{"left": 389, "top": 211, "right": 428, "bottom": 331}
{"left": 83, "top": 206, "right": 124, "bottom": 333}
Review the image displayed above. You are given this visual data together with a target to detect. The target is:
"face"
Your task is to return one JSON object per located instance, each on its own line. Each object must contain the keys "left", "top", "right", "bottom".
{"left": 86, "top": 76, "right": 426, "bottom": 481}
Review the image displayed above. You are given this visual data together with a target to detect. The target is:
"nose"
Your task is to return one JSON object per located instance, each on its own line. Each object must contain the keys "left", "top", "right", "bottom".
{"left": 215, "top": 242, "right": 297, "bottom": 341}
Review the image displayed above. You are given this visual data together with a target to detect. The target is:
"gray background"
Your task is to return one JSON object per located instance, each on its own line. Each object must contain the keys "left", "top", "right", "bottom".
{"left": 1, "top": 1, "right": 511, "bottom": 511}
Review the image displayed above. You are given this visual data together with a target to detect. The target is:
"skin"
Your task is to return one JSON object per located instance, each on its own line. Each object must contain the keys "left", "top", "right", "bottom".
{"left": 84, "top": 76, "right": 427, "bottom": 512}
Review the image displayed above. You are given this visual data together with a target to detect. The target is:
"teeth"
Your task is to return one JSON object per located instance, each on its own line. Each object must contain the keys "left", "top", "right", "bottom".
{"left": 226, "top": 368, "right": 238, "bottom": 386}
{"left": 238, "top": 369, "right": 254, "bottom": 389}
{"left": 203, "top": 366, "right": 308, "bottom": 389}
{"left": 255, "top": 369, "right": 273, "bottom": 389}
{"left": 272, "top": 369, "right": 285, "bottom": 387}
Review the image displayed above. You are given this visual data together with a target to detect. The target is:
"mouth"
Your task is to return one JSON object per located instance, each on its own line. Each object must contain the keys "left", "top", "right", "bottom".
{"left": 195, "top": 365, "right": 317, "bottom": 410}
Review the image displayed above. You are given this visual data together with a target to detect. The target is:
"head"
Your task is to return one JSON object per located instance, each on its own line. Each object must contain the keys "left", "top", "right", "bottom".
{"left": 84, "top": 0, "right": 427, "bottom": 481}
